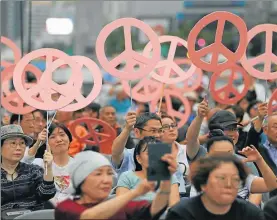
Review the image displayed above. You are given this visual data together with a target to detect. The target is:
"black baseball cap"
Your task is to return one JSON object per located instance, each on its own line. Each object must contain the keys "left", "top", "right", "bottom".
{"left": 208, "top": 110, "right": 242, "bottom": 130}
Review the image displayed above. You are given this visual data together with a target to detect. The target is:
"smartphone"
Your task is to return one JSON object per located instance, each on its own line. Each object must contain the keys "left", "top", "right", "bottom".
{"left": 147, "top": 143, "right": 171, "bottom": 181}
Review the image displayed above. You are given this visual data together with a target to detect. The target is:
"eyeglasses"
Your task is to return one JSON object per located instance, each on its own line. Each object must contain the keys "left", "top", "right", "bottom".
{"left": 162, "top": 124, "right": 178, "bottom": 131}
{"left": 136, "top": 127, "right": 164, "bottom": 135}
{"left": 214, "top": 175, "right": 242, "bottom": 189}
{"left": 4, "top": 141, "right": 26, "bottom": 149}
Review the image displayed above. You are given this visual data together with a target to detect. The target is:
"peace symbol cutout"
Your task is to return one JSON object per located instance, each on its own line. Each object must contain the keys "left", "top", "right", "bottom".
{"left": 121, "top": 76, "right": 163, "bottom": 103}
{"left": 13, "top": 48, "right": 82, "bottom": 110}
{"left": 1, "top": 64, "right": 42, "bottom": 114}
{"left": 96, "top": 18, "right": 161, "bottom": 80}
{"left": 54, "top": 56, "right": 103, "bottom": 112}
{"left": 187, "top": 11, "right": 248, "bottom": 72}
{"left": 210, "top": 65, "right": 251, "bottom": 105}
{"left": 150, "top": 88, "right": 191, "bottom": 128}
{"left": 268, "top": 89, "right": 277, "bottom": 115}
{"left": 240, "top": 24, "right": 277, "bottom": 80}
{"left": 1, "top": 36, "right": 21, "bottom": 67}
{"left": 168, "top": 59, "right": 203, "bottom": 93}
{"left": 69, "top": 118, "right": 117, "bottom": 154}
{"left": 143, "top": 36, "right": 196, "bottom": 84}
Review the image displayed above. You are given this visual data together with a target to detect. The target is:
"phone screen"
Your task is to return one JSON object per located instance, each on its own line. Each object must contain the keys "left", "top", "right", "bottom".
{"left": 147, "top": 143, "right": 171, "bottom": 181}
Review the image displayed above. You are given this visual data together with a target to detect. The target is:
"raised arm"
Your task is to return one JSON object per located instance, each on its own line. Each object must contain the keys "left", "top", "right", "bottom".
{"left": 112, "top": 112, "right": 136, "bottom": 166}
{"left": 33, "top": 150, "right": 56, "bottom": 201}
{"left": 186, "top": 99, "right": 208, "bottom": 160}
{"left": 80, "top": 180, "right": 156, "bottom": 219}
{"left": 239, "top": 146, "right": 277, "bottom": 193}
{"left": 28, "top": 129, "right": 47, "bottom": 157}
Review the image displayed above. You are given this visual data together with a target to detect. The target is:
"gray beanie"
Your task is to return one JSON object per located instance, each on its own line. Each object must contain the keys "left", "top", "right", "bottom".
{"left": 70, "top": 151, "right": 112, "bottom": 189}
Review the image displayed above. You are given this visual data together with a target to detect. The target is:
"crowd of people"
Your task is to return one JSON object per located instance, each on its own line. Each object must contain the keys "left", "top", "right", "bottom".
{"left": 1, "top": 73, "right": 277, "bottom": 220}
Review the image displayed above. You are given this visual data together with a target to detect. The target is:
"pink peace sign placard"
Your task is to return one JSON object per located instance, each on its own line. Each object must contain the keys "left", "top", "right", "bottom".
{"left": 169, "top": 62, "right": 203, "bottom": 93}
{"left": 96, "top": 18, "right": 161, "bottom": 80}
{"left": 54, "top": 56, "right": 103, "bottom": 112}
{"left": 13, "top": 48, "right": 82, "bottom": 110}
{"left": 1, "top": 64, "right": 42, "bottom": 114}
{"left": 210, "top": 65, "right": 250, "bottom": 105}
{"left": 188, "top": 11, "right": 248, "bottom": 72}
{"left": 240, "top": 24, "right": 277, "bottom": 80}
{"left": 268, "top": 89, "right": 277, "bottom": 115}
{"left": 150, "top": 88, "right": 191, "bottom": 128}
{"left": 143, "top": 36, "right": 196, "bottom": 84}
{"left": 1, "top": 36, "right": 21, "bottom": 67}
{"left": 121, "top": 76, "right": 163, "bottom": 103}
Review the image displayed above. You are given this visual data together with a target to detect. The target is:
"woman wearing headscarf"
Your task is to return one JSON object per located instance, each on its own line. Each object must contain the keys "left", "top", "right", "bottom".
{"left": 55, "top": 151, "right": 176, "bottom": 220}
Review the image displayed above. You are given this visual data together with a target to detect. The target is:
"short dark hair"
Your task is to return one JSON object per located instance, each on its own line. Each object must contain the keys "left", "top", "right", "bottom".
{"left": 189, "top": 155, "right": 249, "bottom": 192}
{"left": 160, "top": 113, "right": 175, "bottom": 122}
{"left": 10, "top": 112, "right": 34, "bottom": 124}
{"left": 33, "top": 110, "right": 47, "bottom": 120}
{"left": 134, "top": 112, "right": 161, "bottom": 129}
{"left": 10, "top": 114, "right": 22, "bottom": 124}
{"left": 48, "top": 123, "right": 72, "bottom": 142}
{"left": 224, "top": 105, "right": 244, "bottom": 123}
{"left": 134, "top": 136, "right": 161, "bottom": 171}
{"left": 206, "top": 135, "right": 234, "bottom": 152}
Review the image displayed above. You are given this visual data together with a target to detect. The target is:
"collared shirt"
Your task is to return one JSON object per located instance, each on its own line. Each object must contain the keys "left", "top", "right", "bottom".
{"left": 264, "top": 140, "right": 277, "bottom": 167}
{"left": 1, "top": 162, "right": 56, "bottom": 211}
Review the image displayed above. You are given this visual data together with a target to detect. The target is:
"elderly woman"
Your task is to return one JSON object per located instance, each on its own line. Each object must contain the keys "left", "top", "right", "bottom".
{"left": 56, "top": 151, "right": 175, "bottom": 220}
{"left": 116, "top": 136, "right": 180, "bottom": 207}
{"left": 33, "top": 123, "right": 75, "bottom": 206}
{"left": 166, "top": 155, "right": 264, "bottom": 220}
{"left": 1, "top": 125, "right": 56, "bottom": 214}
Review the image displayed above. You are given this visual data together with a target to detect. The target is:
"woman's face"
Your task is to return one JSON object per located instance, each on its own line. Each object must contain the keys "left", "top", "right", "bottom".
{"left": 82, "top": 166, "right": 114, "bottom": 202}
{"left": 223, "top": 128, "right": 239, "bottom": 145}
{"left": 48, "top": 127, "right": 70, "bottom": 155}
{"left": 239, "top": 98, "right": 249, "bottom": 111}
{"left": 136, "top": 144, "right": 149, "bottom": 169}
{"left": 2, "top": 137, "right": 26, "bottom": 162}
{"left": 161, "top": 117, "right": 178, "bottom": 143}
{"left": 208, "top": 141, "right": 234, "bottom": 155}
{"left": 201, "top": 162, "right": 241, "bottom": 206}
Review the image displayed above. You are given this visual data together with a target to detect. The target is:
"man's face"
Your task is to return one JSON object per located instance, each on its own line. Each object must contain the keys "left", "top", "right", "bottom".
{"left": 135, "top": 119, "right": 163, "bottom": 140}
{"left": 33, "top": 111, "right": 46, "bottom": 133}
{"left": 264, "top": 116, "right": 277, "bottom": 145}
{"left": 20, "top": 113, "right": 35, "bottom": 136}
{"left": 223, "top": 126, "right": 239, "bottom": 145}
{"left": 100, "top": 107, "right": 116, "bottom": 127}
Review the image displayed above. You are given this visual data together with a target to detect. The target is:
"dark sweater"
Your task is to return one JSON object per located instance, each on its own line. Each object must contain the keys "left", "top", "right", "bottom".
{"left": 1, "top": 162, "right": 56, "bottom": 211}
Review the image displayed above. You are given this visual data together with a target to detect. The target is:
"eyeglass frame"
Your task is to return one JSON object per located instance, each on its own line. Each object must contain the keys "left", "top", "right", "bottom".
{"left": 162, "top": 123, "right": 178, "bottom": 130}
{"left": 135, "top": 127, "right": 164, "bottom": 134}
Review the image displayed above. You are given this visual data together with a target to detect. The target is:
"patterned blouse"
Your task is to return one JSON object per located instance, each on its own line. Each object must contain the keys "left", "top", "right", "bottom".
{"left": 1, "top": 162, "right": 56, "bottom": 211}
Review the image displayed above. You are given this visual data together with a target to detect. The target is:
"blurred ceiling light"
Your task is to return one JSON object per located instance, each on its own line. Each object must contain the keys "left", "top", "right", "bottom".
{"left": 46, "top": 18, "right": 73, "bottom": 35}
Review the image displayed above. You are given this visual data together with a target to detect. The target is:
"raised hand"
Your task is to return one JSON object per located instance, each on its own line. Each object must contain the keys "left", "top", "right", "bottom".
{"left": 257, "top": 102, "right": 268, "bottom": 119}
{"left": 161, "top": 153, "right": 178, "bottom": 175}
{"left": 238, "top": 145, "right": 263, "bottom": 163}
{"left": 43, "top": 149, "right": 53, "bottom": 168}
{"left": 125, "top": 111, "right": 137, "bottom": 131}
{"left": 38, "top": 128, "right": 47, "bottom": 143}
{"left": 197, "top": 99, "right": 209, "bottom": 119}
{"left": 134, "top": 179, "right": 156, "bottom": 196}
